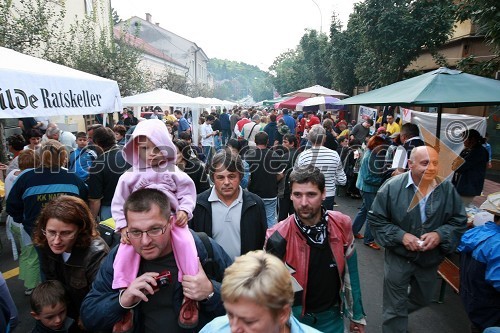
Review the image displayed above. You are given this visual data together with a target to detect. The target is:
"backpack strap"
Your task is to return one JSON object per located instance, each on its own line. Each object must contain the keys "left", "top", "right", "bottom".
{"left": 196, "top": 231, "right": 222, "bottom": 282}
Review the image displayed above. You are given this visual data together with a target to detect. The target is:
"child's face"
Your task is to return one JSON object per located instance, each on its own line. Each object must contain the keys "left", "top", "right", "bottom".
{"left": 137, "top": 136, "right": 165, "bottom": 167}
{"left": 32, "top": 302, "right": 67, "bottom": 330}
{"left": 76, "top": 137, "right": 88, "bottom": 149}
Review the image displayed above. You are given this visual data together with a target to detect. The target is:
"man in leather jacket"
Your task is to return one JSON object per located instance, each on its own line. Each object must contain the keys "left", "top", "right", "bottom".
{"left": 265, "top": 165, "right": 366, "bottom": 333}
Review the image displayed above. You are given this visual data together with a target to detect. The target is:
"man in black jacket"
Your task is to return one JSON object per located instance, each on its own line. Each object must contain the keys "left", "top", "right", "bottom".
{"left": 189, "top": 150, "right": 267, "bottom": 260}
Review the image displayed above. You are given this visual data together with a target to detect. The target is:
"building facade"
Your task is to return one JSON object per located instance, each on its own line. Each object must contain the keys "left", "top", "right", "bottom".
{"left": 117, "top": 13, "right": 212, "bottom": 88}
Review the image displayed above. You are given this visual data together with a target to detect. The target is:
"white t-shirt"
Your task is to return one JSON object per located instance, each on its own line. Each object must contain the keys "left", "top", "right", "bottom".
{"left": 200, "top": 123, "right": 214, "bottom": 147}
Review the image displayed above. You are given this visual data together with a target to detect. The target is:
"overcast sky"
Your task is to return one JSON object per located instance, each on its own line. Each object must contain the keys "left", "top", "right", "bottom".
{"left": 112, "top": 0, "right": 360, "bottom": 71}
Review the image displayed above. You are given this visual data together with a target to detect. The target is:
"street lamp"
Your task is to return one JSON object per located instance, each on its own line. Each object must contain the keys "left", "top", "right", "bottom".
{"left": 311, "top": 0, "right": 322, "bottom": 33}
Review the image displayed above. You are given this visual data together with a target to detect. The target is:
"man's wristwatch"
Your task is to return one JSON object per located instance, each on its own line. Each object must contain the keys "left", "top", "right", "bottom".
{"left": 205, "top": 291, "right": 215, "bottom": 302}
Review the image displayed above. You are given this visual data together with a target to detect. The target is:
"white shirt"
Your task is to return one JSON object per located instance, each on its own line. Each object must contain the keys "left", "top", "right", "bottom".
{"left": 200, "top": 123, "right": 214, "bottom": 147}
{"left": 296, "top": 146, "right": 346, "bottom": 197}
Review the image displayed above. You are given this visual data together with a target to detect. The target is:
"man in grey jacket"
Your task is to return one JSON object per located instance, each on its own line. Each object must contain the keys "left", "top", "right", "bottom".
{"left": 368, "top": 146, "right": 467, "bottom": 333}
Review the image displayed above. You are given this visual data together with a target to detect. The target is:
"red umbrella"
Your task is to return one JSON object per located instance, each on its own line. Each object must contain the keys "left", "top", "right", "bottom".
{"left": 274, "top": 96, "right": 308, "bottom": 110}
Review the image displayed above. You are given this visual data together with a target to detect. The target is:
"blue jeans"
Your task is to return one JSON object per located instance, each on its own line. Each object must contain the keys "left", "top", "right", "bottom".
{"left": 203, "top": 146, "right": 213, "bottom": 165}
{"left": 221, "top": 129, "right": 231, "bottom": 145}
{"left": 352, "top": 190, "right": 376, "bottom": 243}
{"left": 262, "top": 198, "right": 277, "bottom": 228}
{"left": 214, "top": 135, "right": 222, "bottom": 151}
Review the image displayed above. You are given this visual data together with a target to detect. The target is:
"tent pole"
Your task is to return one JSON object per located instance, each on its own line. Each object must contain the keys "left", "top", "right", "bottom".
{"left": 435, "top": 105, "right": 442, "bottom": 148}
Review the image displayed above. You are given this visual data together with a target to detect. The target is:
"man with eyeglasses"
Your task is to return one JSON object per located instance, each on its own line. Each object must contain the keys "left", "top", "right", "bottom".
{"left": 81, "top": 188, "right": 232, "bottom": 333}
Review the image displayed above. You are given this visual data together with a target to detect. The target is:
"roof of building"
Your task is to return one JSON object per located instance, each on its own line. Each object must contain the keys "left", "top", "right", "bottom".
{"left": 117, "top": 15, "right": 209, "bottom": 64}
{"left": 113, "top": 27, "right": 187, "bottom": 69}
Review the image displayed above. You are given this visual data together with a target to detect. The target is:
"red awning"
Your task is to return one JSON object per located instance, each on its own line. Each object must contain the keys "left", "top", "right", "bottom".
{"left": 274, "top": 96, "right": 308, "bottom": 110}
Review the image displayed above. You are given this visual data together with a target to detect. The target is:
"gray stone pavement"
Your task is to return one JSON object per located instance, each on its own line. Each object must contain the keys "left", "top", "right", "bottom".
{"left": 0, "top": 195, "right": 472, "bottom": 332}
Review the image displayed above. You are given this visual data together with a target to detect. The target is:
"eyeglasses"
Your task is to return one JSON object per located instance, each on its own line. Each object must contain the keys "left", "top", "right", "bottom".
{"left": 127, "top": 225, "right": 167, "bottom": 239}
{"left": 42, "top": 229, "right": 78, "bottom": 240}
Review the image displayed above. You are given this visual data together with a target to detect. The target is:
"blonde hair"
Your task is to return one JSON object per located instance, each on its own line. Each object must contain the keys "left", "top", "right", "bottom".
{"left": 39, "top": 139, "right": 68, "bottom": 168}
{"left": 221, "top": 250, "right": 294, "bottom": 319}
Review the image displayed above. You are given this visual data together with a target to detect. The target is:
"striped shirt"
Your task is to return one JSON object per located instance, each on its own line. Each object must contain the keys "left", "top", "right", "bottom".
{"left": 296, "top": 146, "right": 346, "bottom": 197}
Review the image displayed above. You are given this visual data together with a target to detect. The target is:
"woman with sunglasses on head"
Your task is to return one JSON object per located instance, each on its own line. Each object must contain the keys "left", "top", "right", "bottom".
{"left": 33, "top": 195, "right": 109, "bottom": 332}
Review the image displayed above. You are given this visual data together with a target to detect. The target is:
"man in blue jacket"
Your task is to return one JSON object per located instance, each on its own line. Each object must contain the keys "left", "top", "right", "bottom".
{"left": 80, "top": 188, "right": 232, "bottom": 333}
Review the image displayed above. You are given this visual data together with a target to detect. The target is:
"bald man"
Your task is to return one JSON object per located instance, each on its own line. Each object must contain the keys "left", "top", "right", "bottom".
{"left": 367, "top": 146, "right": 467, "bottom": 333}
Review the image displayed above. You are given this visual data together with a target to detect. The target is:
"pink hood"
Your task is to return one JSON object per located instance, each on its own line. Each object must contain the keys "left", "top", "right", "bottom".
{"left": 122, "top": 119, "right": 176, "bottom": 168}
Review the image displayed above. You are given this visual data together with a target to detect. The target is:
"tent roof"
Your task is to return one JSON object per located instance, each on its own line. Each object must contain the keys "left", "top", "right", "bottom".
{"left": 262, "top": 96, "right": 287, "bottom": 107}
{"left": 275, "top": 96, "right": 308, "bottom": 109}
{"left": 122, "top": 89, "right": 199, "bottom": 107}
{"left": 285, "top": 84, "right": 348, "bottom": 98}
{"left": 336, "top": 67, "right": 500, "bottom": 107}
{"left": 0, "top": 46, "right": 121, "bottom": 118}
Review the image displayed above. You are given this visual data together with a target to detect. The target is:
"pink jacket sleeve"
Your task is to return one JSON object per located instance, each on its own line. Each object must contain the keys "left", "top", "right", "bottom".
{"left": 171, "top": 171, "right": 197, "bottom": 219}
{"left": 111, "top": 172, "right": 137, "bottom": 231}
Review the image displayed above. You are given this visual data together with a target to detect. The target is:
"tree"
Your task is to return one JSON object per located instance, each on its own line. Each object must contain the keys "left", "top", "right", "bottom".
{"left": 111, "top": 7, "right": 121, "bottom": 25}
{"left": 153, "top": 68, "right": 189, "bottom": 95}
{"left": 53, "top": 17, "right": 146, "bottom": 97}
{"left": 455, "top": 0, "right": 500, "bottom": 76}
{"left": 329, "top": 12, "right": 361, "bottom": 95}
{"left": 0, "top": 0, "right": 66, "bottom": 57}
{"left": 352, "top": 0, "right": 455, "bottom": 88}
{"left": 299, "top": 30, "right": 332, "bottom": 88}
{"left": 270, "top": 49, "right": 308, "bottom": 95}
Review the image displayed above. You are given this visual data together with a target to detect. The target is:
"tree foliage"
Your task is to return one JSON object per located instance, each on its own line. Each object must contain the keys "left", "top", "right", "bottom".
{"left": 56, "top": 18, "right": 146, "bottom": 97}
{"left": 208, "top": 58, "right": 273, "bottom": 101}
{"left": 455, "top": 0, "right": 500, "bottom": 76}
{"left": 352, "top": 0, "right": 455, "bottom": 88}
{"left": 329, "top": 12, "right": 361, "bottom": 95}
{"left": 153, "top": 68, "right": 189, "bottom": 95}
{"left": 0, "top": 0, "right": 148, "bottom": 97}
{"left": 270, "top": 30, "right": 333, "bottom": 96}
{"left": 0, "top": 0, "right": 65, "bottom": 57}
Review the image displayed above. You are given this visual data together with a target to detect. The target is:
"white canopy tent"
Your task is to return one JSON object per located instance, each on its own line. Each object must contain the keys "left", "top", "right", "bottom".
{"left": 285, "top": 85, "right": 349, "bottom": 98}
{"left": 193, "top": 97, "right": 237, "bottom": 110}
{"left": 121, "top": 89, "right": 204, "bottom": 145}
{"left": 0, "top": 47, "right": 121, "bottom": 118}
{"left": 122, "top": 89, "right": 198, "bottom": 108}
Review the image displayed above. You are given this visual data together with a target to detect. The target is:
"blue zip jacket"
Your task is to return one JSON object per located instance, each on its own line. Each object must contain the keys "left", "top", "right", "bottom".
{"left": 69, "top": 147, "right": 97, "bottom": 181}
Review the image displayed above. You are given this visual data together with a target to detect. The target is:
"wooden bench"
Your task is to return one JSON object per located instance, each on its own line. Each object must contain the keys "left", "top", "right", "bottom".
{"left": 436, "top": 257, "right": 460, "bottom": 303}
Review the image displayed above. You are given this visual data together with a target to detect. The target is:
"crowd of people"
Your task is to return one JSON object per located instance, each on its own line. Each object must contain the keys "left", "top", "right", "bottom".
{"left": 0, "top": 106, "right": 497, "bottom": 333}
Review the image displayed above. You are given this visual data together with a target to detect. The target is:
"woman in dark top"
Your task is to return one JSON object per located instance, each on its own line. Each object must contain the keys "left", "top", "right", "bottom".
{"left": 34, "top": 196, "right": 109, "bottom": 332}
{"left": 452, "top": 129, "right": 489, "bottom": 207}
{"left": 174, "top": 140, "right": 210, "bottom": 194}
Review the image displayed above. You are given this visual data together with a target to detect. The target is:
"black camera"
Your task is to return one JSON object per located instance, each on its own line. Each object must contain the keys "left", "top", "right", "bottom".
{"left": 153, "top": 271, "right": 172, "bottom": 292}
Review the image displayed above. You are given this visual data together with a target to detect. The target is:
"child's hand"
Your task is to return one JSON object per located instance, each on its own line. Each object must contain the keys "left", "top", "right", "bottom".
{"left": 176, "top": 211, "right": 188, "bottom": 228}
{"left": 120, "top": 227, "right": 131, "bottom": 245}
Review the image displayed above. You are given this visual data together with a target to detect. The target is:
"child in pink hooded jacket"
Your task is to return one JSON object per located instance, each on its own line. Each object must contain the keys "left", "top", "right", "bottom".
{"left": 111, "top": 119, "right": 199, "bottom": 328}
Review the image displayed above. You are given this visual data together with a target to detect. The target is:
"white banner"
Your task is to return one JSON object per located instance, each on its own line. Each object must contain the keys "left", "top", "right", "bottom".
{"left": 401, "top": 107, "right": 412, "bottom": 123}
{"left": 358, "top": 105, "right": 377, "bottom": 133}
{"left": 410, "top": 110, "right": 487, "bottom": 155}
{"left": 0, "top": 47, "right": 122, "bottom": 118}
